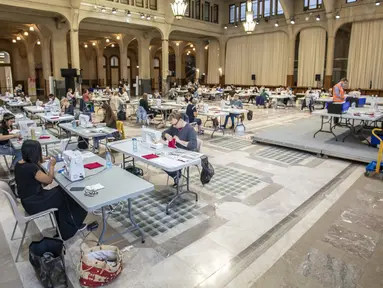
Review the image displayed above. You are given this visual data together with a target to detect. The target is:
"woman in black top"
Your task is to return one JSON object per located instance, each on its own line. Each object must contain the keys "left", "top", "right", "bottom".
{"left": 0, "top": 113, "right": 22, "bottom": 170}
{"left": 14, "top": 140, "right": 87, "bottom": 240}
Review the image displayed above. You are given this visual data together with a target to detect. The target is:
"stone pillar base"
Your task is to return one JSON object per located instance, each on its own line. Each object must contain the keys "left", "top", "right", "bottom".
{"left": 324, "top": 75, "right": 332, "bottom": 90}
{"left": 286, "top": 75, "right": 294, "bottom": 87}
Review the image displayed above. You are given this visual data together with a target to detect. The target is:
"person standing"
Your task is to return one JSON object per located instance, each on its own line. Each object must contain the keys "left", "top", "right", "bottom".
{"left": 332, "top": 78, "right": 348, "bottom": 124}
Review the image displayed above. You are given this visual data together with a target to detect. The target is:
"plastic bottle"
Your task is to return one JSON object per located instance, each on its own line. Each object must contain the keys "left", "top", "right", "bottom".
{"left": 132, "top": 138, "right": 138, "bottom": 152}
{"left": 42, "top": 124, "right": 46, "bottom": 135}
{"left": 106, "top": 151, "right": 112, "bottom": 169}
{"left": 72, "top": 120, "right": 76, "bottom": 129}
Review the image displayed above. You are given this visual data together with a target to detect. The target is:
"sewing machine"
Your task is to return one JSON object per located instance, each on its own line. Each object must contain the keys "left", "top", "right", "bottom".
{"left": 79, "top": 114, "right": 93, "bottom": 128}
{"left": 141, "top": 127, "right": 163, "bottom": 149}
{"left": 62, "top": 150, "right": 85, "bottom": 182}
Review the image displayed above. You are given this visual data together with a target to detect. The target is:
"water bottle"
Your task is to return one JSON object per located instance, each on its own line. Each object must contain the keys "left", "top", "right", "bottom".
{"left": 72, "top": 120, "right": 76, "bottom": 129}
{"left": 132, "top": 138, "right": 138, "bottom": 152}
{"left": 106, "top": 151, "right": 112, "bottom": 169}
{"left": 351, "top": 102, "right": 356, "bottom": 110}
{"left": 42, "top": 124, "right": 46, "bottom": 135}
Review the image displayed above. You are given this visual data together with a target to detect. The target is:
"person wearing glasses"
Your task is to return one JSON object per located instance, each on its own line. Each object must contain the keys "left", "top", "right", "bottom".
{"left": 162, "top": 111, "right": 197, "bottom": 186}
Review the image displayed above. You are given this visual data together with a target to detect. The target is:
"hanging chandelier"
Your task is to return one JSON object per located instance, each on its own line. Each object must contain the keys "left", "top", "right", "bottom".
{"left": 171, "top": 0, "right": 188, "bottom": 20}
{"left": 243, "top": 0, "right": 256, "bottom": 34}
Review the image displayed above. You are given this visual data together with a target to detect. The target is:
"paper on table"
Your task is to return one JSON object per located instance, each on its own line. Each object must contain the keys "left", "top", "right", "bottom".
{"left": 86, "top": 184, "right": 104, "bottom": 191}
{"left": 150, "top": 157, "right": 184, "bottom": 169}
{"left": 82, "top": 152, "right": 94, "bottom": 159}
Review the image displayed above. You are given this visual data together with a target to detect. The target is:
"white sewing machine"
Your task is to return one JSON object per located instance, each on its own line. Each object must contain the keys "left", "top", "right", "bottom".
{"left": 141, "top": 127, "right": 163, "bottom": 149}
{"left": 79, "top": 114, "right": 93, "bottom": 128}
{"left": 62, "top": 150, "right": 85, "bottom": 182}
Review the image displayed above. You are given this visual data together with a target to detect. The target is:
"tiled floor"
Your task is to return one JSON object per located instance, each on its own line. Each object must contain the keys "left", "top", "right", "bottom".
{"left": 1, "top": 102, "right": 381, "bottom": 287}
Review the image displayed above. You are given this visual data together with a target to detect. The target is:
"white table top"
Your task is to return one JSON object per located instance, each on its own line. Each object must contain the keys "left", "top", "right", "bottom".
{"left": 37, "top": 113, "right": 75, "bottom": 123}
{"left": 163, "top": 102, "right": 187, "bottom": 109}
{"left": 221, "top": 107, "right": 248, "bottom": 114}
{"left": 59, "top": 123, "right": 118, "bottom": 138}
{"left": 44, "top": 152, "right": 154, "bottom": 212}
{"left": 269, "top": 94, "right": 295, "bottom": 99}
{"left": 109, "top": 138, "right": 203, "bottom": 172}
{"left": 10, "top": 128, "right": 60, "bottom": 150}
{"left": 91, "top": 97, "right": 110, "bottom": 102}
{"left": 6, "top": 101, "right": 31, "bottom": 107}
{"left": 150, "top": 105, "right": 176, "bottom": 111}
{"left": 315, "top": 97, "right": 333, "bottom": 103}
{"left": 23, "top": 106, "right": 45, "bottom": 113}
{"left": 312, "top": 109, "right": 383, "bottom": 121}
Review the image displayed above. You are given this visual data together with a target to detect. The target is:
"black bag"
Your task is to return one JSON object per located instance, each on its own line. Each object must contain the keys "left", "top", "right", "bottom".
{"left": 29, "top": 237, "right": 67, "bottom": 288}
{"left": 200, "top": 156, "right": 214, "bottom": 185}
{"left": 125, "top": 166, "right": 144, "bottom": 177}
{"left": 247, "top": 110, "right": 253, "bottom": 121}
{"left": 77, "top": 136, "right": 89, "bottom": 150}
{"left": 117, "top": 110, "right": 126, "bottom": 121}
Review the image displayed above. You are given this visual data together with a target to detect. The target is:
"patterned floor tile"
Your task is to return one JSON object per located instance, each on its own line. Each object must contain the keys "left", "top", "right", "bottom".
{"left": 205, "top": 136, "right": 252, "bottom": 150}
{"left": 189, "top": 165, "right": 269, "bottom": 199}
{"left": 254, "top": 146, "right": 311, "bottom": 165}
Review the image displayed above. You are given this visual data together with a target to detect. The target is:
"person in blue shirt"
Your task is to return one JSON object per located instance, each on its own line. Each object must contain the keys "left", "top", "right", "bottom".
{"left": 223, "top": 94, "right": 243, "bottom": 129}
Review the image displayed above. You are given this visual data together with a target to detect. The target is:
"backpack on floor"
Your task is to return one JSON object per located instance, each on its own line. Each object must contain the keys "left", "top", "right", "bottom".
{"left": 200, "top": 156, "right": 214, "bottom": 185}
{"left": 247, "top": 110, "right": 253, "bottom": 121}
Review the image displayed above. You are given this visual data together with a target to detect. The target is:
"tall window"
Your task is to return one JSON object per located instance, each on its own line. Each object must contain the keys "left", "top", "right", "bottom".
{"left": 204, "top": 1, "right": 210, "bottom": 21}
{"left": 229, "top": 4, "right": 235, "bottom": 23}
{"left": 213, "top": 4, "right": 219, "bottom": 23}
{"left": 259, "top": 0, "right": 263, "bottom": 17}
{"left": 149, "top": 0, "right": 157, "bottom": 10}
{"left": 110, "top": 56, "right": 119, "bottom": 67}
{"left": 185, "top": 0, "right": 190, "bottom": 17}
{"left": 346, "top": 0, "right": 357, "bottom": 2}
{"left": 240, "top": 2, "right": 246, "bottom": 22}
{"left": 264, "top": 0, "right": 270, "bottom": 17}
{"left": 304, "top": 0, "right": 323, "bottom": 10}
{"left": 252, "top": 1, "right": 258, "bottom": 18}
{"left": 236, "top": 5, "right": 239, "bottom": 22}
{"left": 277, "top": 1, "right": 283, "bottom": 14}
{"left": 196, "top": 0, "right": 200, "bottom": 19}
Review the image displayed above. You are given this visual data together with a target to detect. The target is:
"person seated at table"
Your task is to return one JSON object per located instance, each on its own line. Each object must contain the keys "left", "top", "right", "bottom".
{"left": 46, "top": 93, "right": 60, "bottom": 108}
{"left": 24, "top": 95, "right": 32, "bottom": 104}
{"left": 222, "top": 94, "right": 243, "bottom": 129}
{"left": 61, "top": 98, "right": 74, "bottom": 116}
{"left": 185, "top": 93, "right": 193, "bottom": 104}
{"left": 14, "top": 140, "right": 88, "bottom": 240}
{"left": 0, "top": 113, "right": 22, "bottom": 171}
{"left": 301, "top": 87, "right": 315, "bottom": 112}
{"left": 247, "top": 92, "right": 256, "bottom": 104}
{"left": 5, "top": 89, "right": 10, "bottom": 97}
{"left": 120, "top": 87, "right": 130, "bottom": 103}
{"left": 186, "top": 98, "right": 203, "bottom": 135}
{"left": 66, "top": 88, "right": 76, "bottom": 107}
{"left": 104, "top": 86, "right": 112, "bottom": 97}
{"left": 153, "top": 90, "right": 161, "bottom": 99}
{"left": 162, "top": 111, "right": 198, "bottom": 186}
{"left": 137, "top": 93, "right": 157, "bottom": 123}
{"left": 92, "top": 103, "right": 121, "bottom": 154}
{"left": 14, "top": 84, "right": 24, "bottom": 97}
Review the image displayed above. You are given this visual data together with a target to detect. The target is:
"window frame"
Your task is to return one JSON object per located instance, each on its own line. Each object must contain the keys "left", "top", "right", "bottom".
{"left": 204, "top": 1, "right": 210, "bottom": 21}
{"left": 304, "top": 0, "right": 323, "bottom": 10}
{"left": 213, "top": 4, "right": 219, "bottom": 23}
{"left": 240, "top": 1, "right": 246, "bottom": 22}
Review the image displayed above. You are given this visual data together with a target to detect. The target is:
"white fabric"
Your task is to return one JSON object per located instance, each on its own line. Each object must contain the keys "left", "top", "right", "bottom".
{"left": 297, "top": 27, "right": 326, "bottom": 87}
{"left": 207, "top": 40, "right": 220, "bottom": 84}
{"left": 347, "top": 19, "right": 383, "bottom": 89}
{"left": 225, "top": 32, "right": 288, "bottom": 86}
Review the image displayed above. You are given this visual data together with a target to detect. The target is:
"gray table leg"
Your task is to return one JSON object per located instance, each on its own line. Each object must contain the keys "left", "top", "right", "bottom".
{"left": 98, "top": 206, "right": 107, "bottom": 245}
{"left": 128, "top": 198, "right": 145, "bottom": 243}
{"left": 166, "top": 168, "right": 198, "bottom": 215}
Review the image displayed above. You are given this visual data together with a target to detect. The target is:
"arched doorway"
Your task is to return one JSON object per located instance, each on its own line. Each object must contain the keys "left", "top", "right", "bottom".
{"left": 0, "top": 52, "right": 13, "bottom": 94}
{"left": 110, "top": 55, "right": 120, "bottom": 87}
{"left": 333, "top": 23, "right": 352, "bottom": 85}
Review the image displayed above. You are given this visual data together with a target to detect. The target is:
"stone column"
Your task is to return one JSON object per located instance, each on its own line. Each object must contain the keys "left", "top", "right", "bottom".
{"left": 120, "top": 46, "right": 128, "bottom": 81}
{"left": 41, "top": 37, "right": 51, "bottom": 81}
{"left": 69, "top": 29, "right": 80, "bottom": 70}
{"left": 175, "top": 46, "right": 182, "bottom": 80}
{"left": 26, "top": 43, "right": 36, "bottom": 96}
{"left": 325, "top": 35, "right": 335, "bottom": 90}
{"left": 138, "top": 36, "right": 151, "bottom": 93}
{"left": 51, "top": 30, "right": 68, "bottom": 79}
{"left": 95, "top": 43, "right": 104, "bottom": 86}
{"left": 161, "top": 38, "right": 169, "bottom": 95}
{"left": 286, "top": 37, "right": 295, "bottom": 87}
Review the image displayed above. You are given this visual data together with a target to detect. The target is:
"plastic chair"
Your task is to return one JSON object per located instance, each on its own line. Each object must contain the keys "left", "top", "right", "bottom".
{"left": 0, "top": 189, "right": 62, "bottom": 262}
{"left": 116, "top": 121, "right": 126, "bottom": 139}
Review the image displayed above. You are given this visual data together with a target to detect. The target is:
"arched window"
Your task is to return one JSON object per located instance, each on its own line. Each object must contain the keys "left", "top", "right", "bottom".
{"left": 127, "top": 57, "right": 131, "bottom": 67}
{"left": 110, "top": 56, "right": 119, "bottom": 67}
{"left": 0, "top": 51, "right": 13, "bottom": 94}
{"left": 153, "top": 58, "right": 160, "bottom": 68}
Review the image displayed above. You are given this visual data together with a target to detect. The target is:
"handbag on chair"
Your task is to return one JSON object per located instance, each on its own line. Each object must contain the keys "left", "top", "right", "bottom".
{"left": 79, "top": 245, "right": 123, "bottom": 287}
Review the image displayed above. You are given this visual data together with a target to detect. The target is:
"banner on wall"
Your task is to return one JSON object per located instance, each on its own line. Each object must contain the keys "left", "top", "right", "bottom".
{"left": 28, "top": 77, "right": 36, "bottom": 96}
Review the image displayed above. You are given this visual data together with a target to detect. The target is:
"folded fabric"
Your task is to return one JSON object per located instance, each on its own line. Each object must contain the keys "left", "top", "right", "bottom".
{"left": 84, "top": 162, "right": 103, "bottom": 169}
{"left": 39, "top": 136, "right": 50, "bottom": 139}
{"left": 168, "top": 139, "right": 177, "bottom": 148}
{"left": 142, "top": 154, "right": 159, "bottom": 160}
